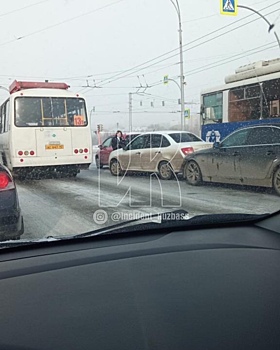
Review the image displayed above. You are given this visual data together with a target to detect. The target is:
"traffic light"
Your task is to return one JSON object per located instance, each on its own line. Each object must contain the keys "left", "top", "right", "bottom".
{"left": 97, "top": 124, "right": 103, "bottom": 133}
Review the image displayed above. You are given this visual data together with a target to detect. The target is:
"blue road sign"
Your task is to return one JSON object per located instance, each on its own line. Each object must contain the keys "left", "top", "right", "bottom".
{"left": 220, "top": 0, "right": 238, "bottom": 16}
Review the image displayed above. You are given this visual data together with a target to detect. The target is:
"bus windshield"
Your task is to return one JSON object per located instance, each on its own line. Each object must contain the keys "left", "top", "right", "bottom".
{"left": 15, "top": 97, "right": 87, "bottom": 127}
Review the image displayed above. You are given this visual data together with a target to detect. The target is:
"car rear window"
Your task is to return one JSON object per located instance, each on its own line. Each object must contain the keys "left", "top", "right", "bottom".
{"left": 169, "top": 133, "right": 202, "bottom": 143}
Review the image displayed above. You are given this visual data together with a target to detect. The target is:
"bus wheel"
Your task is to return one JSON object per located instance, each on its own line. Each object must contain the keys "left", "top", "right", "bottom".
{"left": 273, "top": 167, "right": 280, "bottom": 196}
{"left": 185, "top": 161, "right": 202, "bottom": 186}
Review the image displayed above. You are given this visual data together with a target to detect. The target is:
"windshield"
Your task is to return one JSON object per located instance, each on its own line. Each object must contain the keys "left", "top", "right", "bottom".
{"left": 15, "top": 97, "right": 87, "bottom": 127}
{"left": 0, "top": 0, "right": 279, "bottom": 245}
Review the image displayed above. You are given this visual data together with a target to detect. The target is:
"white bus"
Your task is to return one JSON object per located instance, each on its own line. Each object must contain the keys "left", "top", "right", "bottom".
{"left": 200, "top": 58, "right": 280, "bottom": 141}
{"left": 0, "top": 80, "right": 92, "bottom": 178}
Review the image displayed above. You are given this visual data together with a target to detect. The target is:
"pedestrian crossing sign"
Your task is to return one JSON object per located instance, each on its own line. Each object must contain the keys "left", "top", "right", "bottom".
{"left": 220, "top": 0, "right": 238, "bottom": 16}
{"left": 184, "top": 109, "right": 190, "bottom": 119}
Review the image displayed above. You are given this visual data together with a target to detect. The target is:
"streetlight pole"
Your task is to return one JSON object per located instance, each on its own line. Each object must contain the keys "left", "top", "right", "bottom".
{"left": 238, "top": 4, "right": 280, "bottom": 49}
{"left": 129, "top": 92, "right": 132, "bottom": 132}
{"left": 170, "top": 0, "right": 185, "bottom": 130}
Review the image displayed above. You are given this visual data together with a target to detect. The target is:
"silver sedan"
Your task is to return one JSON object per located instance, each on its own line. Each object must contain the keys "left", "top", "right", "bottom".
{"left": 109, "top": 131, "right": 213, "bottom": 180}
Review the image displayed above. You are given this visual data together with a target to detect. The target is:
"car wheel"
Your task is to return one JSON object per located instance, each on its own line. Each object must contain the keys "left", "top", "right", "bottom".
{"left": 96, "top": 157, "right": 103, "bottom": 169}
{"left": 185, "top": 160, "right": 202, "bottom": 186}
{"left": 158, "top": 161, "right": 173, "bottom": 180}
{"left": 273, "top": 167, "right": 280, "bottom": 196}
{"left": 12, "top": 217, "right": 24, "bottom": 240}
{"left": 110, "top": 159, "right": 123, "bottom": 176}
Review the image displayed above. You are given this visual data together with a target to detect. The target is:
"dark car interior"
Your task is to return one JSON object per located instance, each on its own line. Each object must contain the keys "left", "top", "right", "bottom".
{"left": 0, "top": 210, "right": 279, "bottom": 349}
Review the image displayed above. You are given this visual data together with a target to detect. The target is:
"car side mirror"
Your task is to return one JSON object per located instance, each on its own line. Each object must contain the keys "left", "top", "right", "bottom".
{"left": 213, "top": 141, "right": 221, "bottom": 149}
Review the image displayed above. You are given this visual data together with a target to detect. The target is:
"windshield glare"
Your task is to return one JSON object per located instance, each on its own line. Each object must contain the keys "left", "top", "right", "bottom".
{"left": 0, "top": 0, "right": 279, "bottom": 244}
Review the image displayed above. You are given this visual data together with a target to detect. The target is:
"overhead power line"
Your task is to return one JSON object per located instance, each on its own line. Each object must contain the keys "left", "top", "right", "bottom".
{"left": 137, "top": 40, "right": 279, "bottom": 89}
{"left": 0, "top": 0, "right": 126, "bottom": 47}
{"left": 94, "top": 2, "right": 279, "bottom": 88}
{"left": 184, "top": 42, "right": 278, "bottom": 77}
{"left": 0, "top": 0, "right": 51, "bottom": 19}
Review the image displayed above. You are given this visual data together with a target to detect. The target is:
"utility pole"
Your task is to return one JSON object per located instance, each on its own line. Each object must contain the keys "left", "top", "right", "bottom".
{"left": 170, "top": 0, "right": 185, "bottom": 130}
{"left": 129, "top": 93, "right": 132, "bottom": 132}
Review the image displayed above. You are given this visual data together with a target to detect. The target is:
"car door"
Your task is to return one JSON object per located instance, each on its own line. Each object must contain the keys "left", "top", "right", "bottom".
{"left": 238, "top": 127, "right": 280, "bottom": 183}
{"left": 207, "top": 128, "right": 250, "bottom": 183}
{"left": 99, "top": 137, "right": 113, "bottom": 165}
{"left": 140, "top": 134, "right": 170, "bottom": 171}
{"left": 118, "top": 135, "right": 149, "bottom": 171}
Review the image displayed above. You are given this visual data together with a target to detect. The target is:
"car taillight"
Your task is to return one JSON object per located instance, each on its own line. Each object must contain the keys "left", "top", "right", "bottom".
{"left": 181, "top": 147, "right": 194, "bottom": 155}
{"left": 0, "top": 173, "right": 9, "bottom": 189}
{"left": 0, "top": 172, "right": 14, "bottom": 190}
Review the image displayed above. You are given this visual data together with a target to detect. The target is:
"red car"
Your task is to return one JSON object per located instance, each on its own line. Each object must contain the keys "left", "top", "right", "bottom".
{"left": 95, "top": 133, "right": 140, "bottom": 169}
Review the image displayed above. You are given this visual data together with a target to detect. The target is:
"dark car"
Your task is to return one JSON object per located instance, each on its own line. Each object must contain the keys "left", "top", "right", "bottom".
{"left": 182, "top": 125, "right": 280, "bottom": 195}
{"left": 0, "top": 164, "right": 24, "bottom": 240}
{"left": 95, "top": 133, "right": 140, "bottom": 168}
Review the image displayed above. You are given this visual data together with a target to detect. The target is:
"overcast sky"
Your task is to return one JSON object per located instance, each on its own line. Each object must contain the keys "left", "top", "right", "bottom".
{"left": 0, "top": 0, "right": 279, "bottom": 132}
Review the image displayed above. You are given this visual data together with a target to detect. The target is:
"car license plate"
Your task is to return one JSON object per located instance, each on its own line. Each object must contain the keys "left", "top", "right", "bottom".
{"left": 45, "top": 145, "right": 64, "bottom": 150}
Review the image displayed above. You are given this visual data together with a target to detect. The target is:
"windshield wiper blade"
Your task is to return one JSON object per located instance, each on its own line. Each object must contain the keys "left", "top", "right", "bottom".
{"left": 0, "top": 211, "right": 271, "bottom": 247}
{"left": 73, "top": 210, "right": 268, "bottom": 239}
{"left": 73, "top": 209, "right": 190, "bottom": 238}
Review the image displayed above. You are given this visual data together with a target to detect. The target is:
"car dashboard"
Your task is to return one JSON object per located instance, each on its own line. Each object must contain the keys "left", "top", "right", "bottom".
{"left": 0, "top": 212, "right": 279, "bottom": 350}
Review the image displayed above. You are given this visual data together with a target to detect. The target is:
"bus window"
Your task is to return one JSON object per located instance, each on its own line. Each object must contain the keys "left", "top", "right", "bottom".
{"left": 15, "top": 97, "right": 41, "bottom": 126}
{"left": 0, "top": 101, "right": 9, "bottom": 133}
{"left": 263, "top": 78, "right": 280, "bottom": 118}
{"left": 4, "top": 100, "right": 10, "bottom": 132}
{"left": 66, "top": 99, "right": 87, "bottom": 126}
{"left": 0, "top": 104, "right": 4, "bottom": 133}
{"left": 228, "top": 85, "right": 263, "bottom": 122}
{"left": 202, "top": 93, "right": 222, "bottom": 124}
{"left": 15, "top": 97, "right": 87, "bottom": 127}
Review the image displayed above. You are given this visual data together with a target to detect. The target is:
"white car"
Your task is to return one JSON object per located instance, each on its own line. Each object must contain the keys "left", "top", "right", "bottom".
{"left": 109, "top": 131, "right": 213, "bottom": 179}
